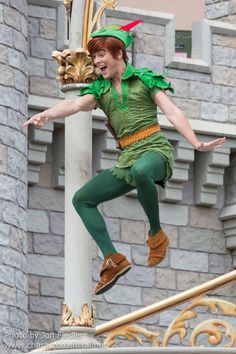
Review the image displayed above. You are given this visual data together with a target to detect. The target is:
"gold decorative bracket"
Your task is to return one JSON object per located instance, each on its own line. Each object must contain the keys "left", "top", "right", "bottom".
{"left": 52, "top": 48, "right": 99, "bottom": 84}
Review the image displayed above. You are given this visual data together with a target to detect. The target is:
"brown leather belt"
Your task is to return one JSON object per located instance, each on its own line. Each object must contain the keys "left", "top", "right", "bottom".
{"left": 119, "top": 123, "right": 161, "bottom": 150}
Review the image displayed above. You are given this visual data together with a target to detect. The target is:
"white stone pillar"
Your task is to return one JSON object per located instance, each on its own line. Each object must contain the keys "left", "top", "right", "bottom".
{"left": 62, "top": 84, "right": 92, "bottom": 315}
{"left": 62, "top": 0, "right": 93, "bottom": 316}
{"left": 69, "top": 0, "right": 86, "bottom": 49}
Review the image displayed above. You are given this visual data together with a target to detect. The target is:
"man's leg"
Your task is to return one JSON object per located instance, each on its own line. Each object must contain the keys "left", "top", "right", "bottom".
{"left": 72, "top": 169, "right": 134, "bottom": 257}
{"left": 72, "top": 169, "right": 134, "bottom": 294}
{"left": 131, "top": 151, "right": 166, "bottom": 236}
{"left": 131, "top": 152, "right": 169, "bottom": 266}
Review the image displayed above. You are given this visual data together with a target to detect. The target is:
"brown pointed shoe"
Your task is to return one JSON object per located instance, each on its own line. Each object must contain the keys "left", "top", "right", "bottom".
{"left": 146, "top": 229, "right": 169, "bottom": 266}
{"left": 94, "top": 253, "right": 131, "bottom": 295}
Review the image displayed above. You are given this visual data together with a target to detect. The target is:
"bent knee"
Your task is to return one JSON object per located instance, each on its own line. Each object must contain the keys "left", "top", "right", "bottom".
{"left": 131, "top": 165, "right": 147, "bottom": 183}
{"left": 72, "top": 190, "right": 85, "bottom": 209}
{"left": 72, "top": 190, "right": 95, "bottom": 211}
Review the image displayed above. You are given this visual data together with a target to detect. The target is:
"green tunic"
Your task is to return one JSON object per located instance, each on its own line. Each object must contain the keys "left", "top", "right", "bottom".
{"left": 79, "top": 63, "right": 174, "bottom": 187}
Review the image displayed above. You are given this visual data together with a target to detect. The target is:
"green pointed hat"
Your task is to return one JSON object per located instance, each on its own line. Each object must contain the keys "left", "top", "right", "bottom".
{"left": 90, "top": 20, "right": 142, "bottom": 48}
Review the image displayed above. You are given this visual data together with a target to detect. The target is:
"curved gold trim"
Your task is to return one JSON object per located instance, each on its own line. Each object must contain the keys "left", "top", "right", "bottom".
{"left": 104, "top": 324, "right": 160, "bottom": 347}
{"left": 163, "top": 297, "right": 236, "bottom": 347}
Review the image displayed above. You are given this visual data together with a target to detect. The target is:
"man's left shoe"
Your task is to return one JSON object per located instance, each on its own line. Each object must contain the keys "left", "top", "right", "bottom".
{"left": 146, "top": 229, "right": 169, "bottom": 266}
{"left": 94, "top": 253, "right": 131, "bottom": 295}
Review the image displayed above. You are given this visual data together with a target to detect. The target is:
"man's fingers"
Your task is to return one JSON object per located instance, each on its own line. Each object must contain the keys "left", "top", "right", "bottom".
{"left": 198, "top": 137, "right": 226, "bottom": 151}
{"left": 22, "top": 119, "right": 33, "bottom": 128}
{"left": 22, "top": 116, "right": 43, "bottom": 128}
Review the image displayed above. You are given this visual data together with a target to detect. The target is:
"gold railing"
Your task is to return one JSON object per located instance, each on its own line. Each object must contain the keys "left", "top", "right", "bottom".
{"left": 95, "top": 270, "right": 236, "bottom": 348}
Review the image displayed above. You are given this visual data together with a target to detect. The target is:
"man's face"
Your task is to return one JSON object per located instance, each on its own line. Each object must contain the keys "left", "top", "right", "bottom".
{"left": 92, "top": 48, "right": 123, "bottom": 80}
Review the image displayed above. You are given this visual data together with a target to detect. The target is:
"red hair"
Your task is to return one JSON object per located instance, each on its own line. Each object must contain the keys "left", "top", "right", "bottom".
{"left": 88, "top": 37, "right": 128, "bottom": 62}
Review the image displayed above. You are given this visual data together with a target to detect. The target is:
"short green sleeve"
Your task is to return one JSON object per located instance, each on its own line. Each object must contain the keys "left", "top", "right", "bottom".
{"left": 79, "top": 76, "right": 111, "bottom": 102}
{"left": 134, "top": 68, "right": 174, "bottom": 99}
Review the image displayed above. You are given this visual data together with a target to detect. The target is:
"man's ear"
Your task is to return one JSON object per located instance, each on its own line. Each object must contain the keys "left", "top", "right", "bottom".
{"left": 117, "top": 49, "right": 123, "bottom": 59}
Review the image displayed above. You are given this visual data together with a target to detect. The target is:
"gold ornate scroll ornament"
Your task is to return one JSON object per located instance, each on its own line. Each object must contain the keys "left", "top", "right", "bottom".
{"left": 61, "top": 303, "right": 95, "bottom": 327}
{"left": 104, "top": 324, "right": 160, "bottom": 347}
{"left": 163, "top": 297, "right": 236, "bottom": 347}
{"left": 104, "top": 297, "right": 236, "bottom": 348}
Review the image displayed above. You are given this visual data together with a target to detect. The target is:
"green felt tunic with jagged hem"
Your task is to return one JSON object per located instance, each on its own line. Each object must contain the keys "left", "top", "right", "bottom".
{"left": 79, "top": 63, "right": 174, "bottom": 187}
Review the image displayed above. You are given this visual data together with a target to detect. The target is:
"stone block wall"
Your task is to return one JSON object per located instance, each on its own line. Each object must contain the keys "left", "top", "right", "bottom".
{"left": 205, "top": 0, "right": 236, "bottom": 24}
{"left": 28, "top": 2, "right": 61, "bottom": 99}
{"left": 0, "top": 0, "right": 28, "bottom": 353}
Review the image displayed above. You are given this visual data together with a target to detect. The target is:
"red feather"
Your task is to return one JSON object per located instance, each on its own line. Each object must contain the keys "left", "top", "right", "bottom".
{"left": 120, "top": 20, "right": 142, "bottom": 32}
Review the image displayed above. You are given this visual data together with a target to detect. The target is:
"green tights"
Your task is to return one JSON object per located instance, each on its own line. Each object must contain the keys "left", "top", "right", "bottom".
{"left": 72, "top": 152, "right": 166, "bottom": 258}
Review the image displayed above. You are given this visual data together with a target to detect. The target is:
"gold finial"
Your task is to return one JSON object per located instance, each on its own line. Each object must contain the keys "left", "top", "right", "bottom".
{"left": 63, "top": 0, "right": 72, "bottom": 18}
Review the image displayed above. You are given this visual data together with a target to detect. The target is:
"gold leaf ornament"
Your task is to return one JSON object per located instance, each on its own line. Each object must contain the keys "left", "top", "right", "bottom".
{"left": 61, "top": 303, "right": 95, "bottom": 327}
{"left": 104, "top": 324, "right": 160, "bottom": 347}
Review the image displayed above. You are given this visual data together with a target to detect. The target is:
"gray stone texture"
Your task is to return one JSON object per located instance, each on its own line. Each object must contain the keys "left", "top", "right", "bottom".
{"left": 27, "top": 254, "right": 64, "bottom": 278}
{"left": 28, "top": 313, "right": 54, "bottom": 332}
{"left": 170, "top": 249, "right": 209, "bottom": 272}
{"left": 213, "top": 46, "right": 236, "bottom": 67}
{"left": 28, "top": 5, "right": 56, "bottom": 20}
{"left": 179, "top": 227, "right": 226, "bottom": 253}
{"left": 134, "top": 53, "right": 164, "bottom": 73}
{"left": 28, "top": 187, "right": 64, "bottom": 211}
{"left": 212, "top": 65, "right": 236, "bottom": 86}
{"left": 29, "top": 296, "right": 62, "bottom": 315}
{"left": 29, "top": 76, "right": 58, "bottom": 97}
{"left": 229, "top": 105, "right": 236, "bottom": 123}
{"left": 201, "top": 101, "right": 228, "bottom": 122}
{"left": 33, "top": 234, "right": 64, "bottom": 256}
{"left": 40, "top": 19, "right": 57, "bottom": 40}
{"left": 135, "top": 33, "right": 165, "bottom": 56}
{"left": 30, "top": 38, "right": 56, "bottom": 59}
{"left": 205, "top": 1, "right": 229, "bottom": 19}
{"left": 104, "top": 284, "right": 142, "bottom": 306}
{"left": 40, "top": 277, "right": 64, "bottom": 297}
{"left": 212, "top": 33, "right": 236, "bottom": 48}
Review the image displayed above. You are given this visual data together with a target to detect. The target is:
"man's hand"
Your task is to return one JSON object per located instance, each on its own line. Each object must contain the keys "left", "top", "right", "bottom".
{"left": 22, "top": 113, "right": 49, "bottom": 128}
{"left": 195, "top": 137, "right": 226, "bottom": 151}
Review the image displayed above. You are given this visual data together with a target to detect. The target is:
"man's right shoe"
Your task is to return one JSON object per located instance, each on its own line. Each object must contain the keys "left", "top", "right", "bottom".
{"left": 146, "top": 229, "right": 169, "bottom": 266}
{"left": 94, "top": 253, "right": 131, "bottom": 295}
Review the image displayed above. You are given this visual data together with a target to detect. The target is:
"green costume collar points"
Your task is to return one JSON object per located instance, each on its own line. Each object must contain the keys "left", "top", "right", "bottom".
{"left": 122, "top": 63, "right": 136, "bottom": 80}
{"left": 95, "top": 64, "right": 135, "bottom": 95}
{"left": 79, "top": 64, "right": 174, "bottom": 99}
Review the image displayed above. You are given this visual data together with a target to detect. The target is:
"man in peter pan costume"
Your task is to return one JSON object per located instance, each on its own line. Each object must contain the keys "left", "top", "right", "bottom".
{"left": 23, "top": 20, "right": 226, "bottom": 295}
